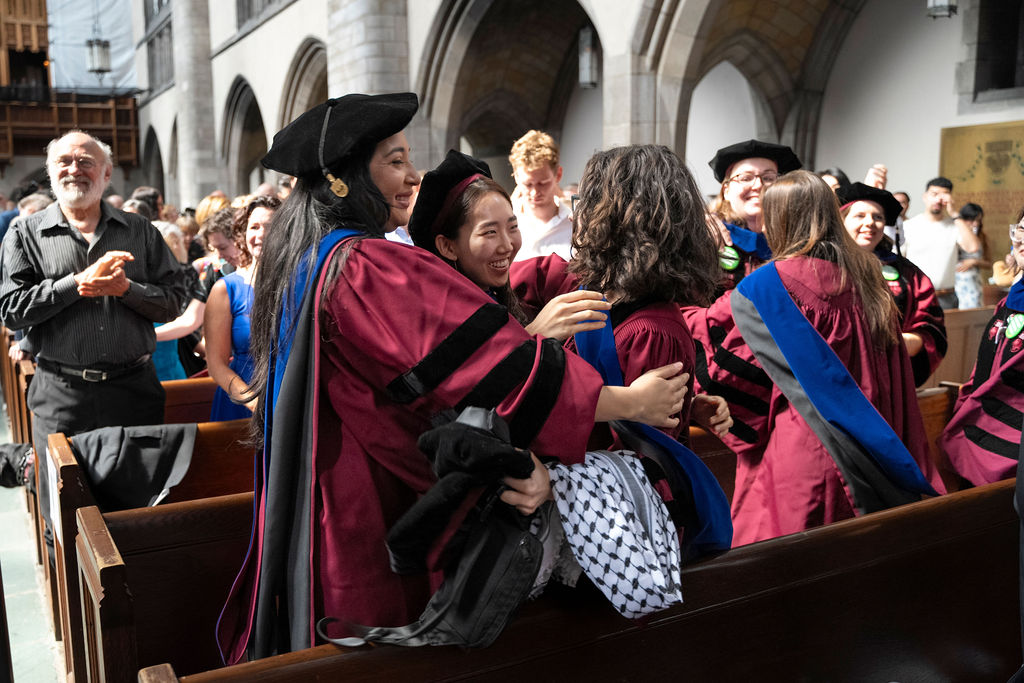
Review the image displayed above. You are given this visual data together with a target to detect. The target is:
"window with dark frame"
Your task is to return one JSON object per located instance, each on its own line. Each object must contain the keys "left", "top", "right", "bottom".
{"left": 975, "top": 0, "right": 1024, "bottom": 94}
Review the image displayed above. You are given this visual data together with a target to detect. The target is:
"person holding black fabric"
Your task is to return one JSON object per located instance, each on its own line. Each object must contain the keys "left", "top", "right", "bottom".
{"left": 683, "top": 170, "right": 944, "bottom": 546}
{"left": 215, "top": 93, "right": 690, "bottom": 662}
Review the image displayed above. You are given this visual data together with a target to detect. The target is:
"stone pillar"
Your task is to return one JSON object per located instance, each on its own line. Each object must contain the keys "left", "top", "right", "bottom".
{"left": 327, "top": 0, "right": 410, "bottom": 96}
{"left": 326, "top": 0, "right": 428, "bottom": 166}
{"left": 171, "top": 0, "right": 219, "bottom": 207}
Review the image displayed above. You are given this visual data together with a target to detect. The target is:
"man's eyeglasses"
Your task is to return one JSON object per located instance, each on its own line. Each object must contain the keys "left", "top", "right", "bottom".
{"left": 726, "top": 171, "right": 779, "bottom": 187}
{"left": 1009, "top": 223, "right": 1024, "bottom": 245}
{"left": 52, "top": 155, "right": 98, "bottom": 171}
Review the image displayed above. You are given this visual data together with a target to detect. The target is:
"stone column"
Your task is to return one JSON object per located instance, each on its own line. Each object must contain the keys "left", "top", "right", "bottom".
{"left": 171, "top": 0, "right": 219, "bottom": 207}
{"left": 327, "top": 0, "right": 410, "bottom": 96}
{"left": 326, "top": 0, "right": 429, "bottom": 166}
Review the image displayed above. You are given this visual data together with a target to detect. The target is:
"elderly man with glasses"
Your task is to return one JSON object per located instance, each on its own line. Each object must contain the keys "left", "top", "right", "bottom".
{"left": 0, "top": 130, "right": 188, "bottom": 563}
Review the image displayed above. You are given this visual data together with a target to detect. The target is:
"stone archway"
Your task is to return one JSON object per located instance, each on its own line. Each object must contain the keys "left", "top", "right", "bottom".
{"left": 279, "top": 37, "right": 328, "bottom": 130}
{"left": 645, "top": 0, "right": 864, "bottom": 166}
{"left": 142, "top": 127, "right": 165, "bottom": 198}
{"left": 416, "top": 0, "right": 599, "bottom": 171}
{"left": 221, "top": 77, "right": 268, "bottom": 196}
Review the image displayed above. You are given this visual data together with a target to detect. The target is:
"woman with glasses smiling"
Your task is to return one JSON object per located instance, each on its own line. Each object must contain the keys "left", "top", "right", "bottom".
{"left": 706, "top": 139, "right": 802, "bottom": 291}
{"left": 940, "top": 209, "right": 1024, "bottom": 486}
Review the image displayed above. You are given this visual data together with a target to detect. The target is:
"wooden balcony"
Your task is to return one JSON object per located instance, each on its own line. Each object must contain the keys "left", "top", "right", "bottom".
{"left": 0, "top": 92, "right": 137, "bottom": 169}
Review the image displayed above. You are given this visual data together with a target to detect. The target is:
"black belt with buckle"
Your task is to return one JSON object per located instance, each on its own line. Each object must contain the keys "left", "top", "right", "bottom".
{"left": 37, "top": 355, "right": 152, "bottom": 382}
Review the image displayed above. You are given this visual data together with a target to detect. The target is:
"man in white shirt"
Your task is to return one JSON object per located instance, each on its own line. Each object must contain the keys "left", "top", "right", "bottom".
{"left": 508, "top": 130, "right": 573, "bottom": 261}
{"left": 902, "top": 177, "right": 980, "bottom": 309}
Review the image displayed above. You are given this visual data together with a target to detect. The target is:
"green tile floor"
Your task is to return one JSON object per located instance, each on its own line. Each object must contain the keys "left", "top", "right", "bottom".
{"left": 0, "top": 401, "right": 62, "bottom": 681}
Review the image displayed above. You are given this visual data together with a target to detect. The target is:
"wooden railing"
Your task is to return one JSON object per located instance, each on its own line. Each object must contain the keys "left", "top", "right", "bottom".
{"left": 0, "top": 93, "right": 137, "bottom": 168}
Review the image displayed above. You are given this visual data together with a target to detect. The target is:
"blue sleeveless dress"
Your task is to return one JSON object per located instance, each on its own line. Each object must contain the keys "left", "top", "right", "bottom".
{"left": 210, "top": 271, "right": 255, "bottom": 421}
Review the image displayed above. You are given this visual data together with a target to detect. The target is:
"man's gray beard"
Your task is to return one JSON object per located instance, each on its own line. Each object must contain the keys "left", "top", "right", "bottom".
{"left": 54, "top": 180, "right": 102, "bottom": 210}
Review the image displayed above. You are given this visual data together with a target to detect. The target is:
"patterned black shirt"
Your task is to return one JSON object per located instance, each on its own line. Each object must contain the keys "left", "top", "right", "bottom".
{"left": 0, "top": 201, "right": 188, "bottom": 367}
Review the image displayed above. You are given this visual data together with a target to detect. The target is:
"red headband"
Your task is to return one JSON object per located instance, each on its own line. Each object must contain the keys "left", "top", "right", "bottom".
{"left": 431, "top": 173, "right": 485, "bottom": 236}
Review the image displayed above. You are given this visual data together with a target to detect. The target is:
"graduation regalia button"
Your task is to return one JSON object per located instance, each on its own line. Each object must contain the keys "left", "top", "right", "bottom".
{"left": 881, "top": 264, "right": 899, "bottom": 281}
{"left": 719, "top": 246, "right": 741, "bottom": 271}
{"left": 1007, "top": 313, "right": 1024, "bottom": 340}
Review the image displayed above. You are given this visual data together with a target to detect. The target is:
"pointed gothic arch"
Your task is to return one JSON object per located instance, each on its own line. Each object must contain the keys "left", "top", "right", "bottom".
{"left": 222, "top": 77, "right": 268, "bottom": 196}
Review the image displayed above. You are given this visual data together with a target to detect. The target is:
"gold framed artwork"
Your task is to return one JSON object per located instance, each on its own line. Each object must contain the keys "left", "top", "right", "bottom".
{"left": 941, "top": 120, "right": 1024, "bottom": 281}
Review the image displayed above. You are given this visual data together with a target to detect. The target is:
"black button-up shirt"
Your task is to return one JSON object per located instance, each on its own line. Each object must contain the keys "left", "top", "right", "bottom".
{"left": 0, "top": 201, "right": 189, "bottom": 367}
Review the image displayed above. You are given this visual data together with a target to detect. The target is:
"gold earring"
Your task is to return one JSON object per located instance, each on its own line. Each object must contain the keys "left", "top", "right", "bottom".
{"left": 326, "top": 173, "right": 349, "bottom": 198}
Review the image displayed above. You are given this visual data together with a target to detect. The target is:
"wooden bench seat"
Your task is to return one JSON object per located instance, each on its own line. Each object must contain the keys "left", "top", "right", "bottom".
{"left": 137, "top": 478, "right": 1018, "bottom": 683}
{"left": 149, "top": 480, "right": 1020, "bottom": 681}
{"left": 48, "top": 419, "right": 252, "bottom": 682}
{"left": 76, "top": 493, "right": 253, "bottom": 682}
{"left": 162, "top": 377, "right": 219, "bottom": 425}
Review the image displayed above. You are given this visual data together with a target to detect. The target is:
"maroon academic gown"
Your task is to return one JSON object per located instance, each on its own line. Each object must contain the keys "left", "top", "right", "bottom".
{"left": 512, "top": 255, "right": 695, "bottom": 518}
{"left": 220, "top": 239, "right": 603, "bottom": 661}
{"left": 878, "top": 250, "right": 947, "bottom": 386}
{"left": 682, "top": 257, "right": 944, "bottom": 546}
{"left": 940, "top": 295, "right": 1024, "bottom": 484}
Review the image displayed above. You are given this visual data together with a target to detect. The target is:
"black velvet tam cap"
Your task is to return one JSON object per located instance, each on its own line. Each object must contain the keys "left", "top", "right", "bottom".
{"left": 261, "top": 92, "right": 418, "bottom": 178}
{"left": 836, "top": 182, "right": 904, "bottom": 226}
{"left": 408, "top": 149, "right": 491, "bottom": 254}
{"left": 709, "top": 139, "right": 802, "bottom": 183}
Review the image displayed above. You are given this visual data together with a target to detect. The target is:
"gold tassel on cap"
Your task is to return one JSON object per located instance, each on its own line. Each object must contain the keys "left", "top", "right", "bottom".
{"left": 326, "top": 173, "right": 349, "bottom": 198}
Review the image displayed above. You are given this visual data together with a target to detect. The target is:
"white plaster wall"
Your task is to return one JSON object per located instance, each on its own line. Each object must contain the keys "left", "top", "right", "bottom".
{"left": 210, "top": 0, "right": 329, "bottom": 156}
{"left": 580, "top": 0, "right": 642, "bottom": 56}
{"left": 208, "top": 0, "right": 239, "bottom": 49}
{"left": 560, "top": 83, "right": 604, "bottom": 186}
{"left": 817, "top": 0, "right": 1024, "bottom": 202}
{"left": 685, "top": 61, "right": 759, "bottom": 197}
{"left": 407, "top": 0, "right": 443, "bottom": 89}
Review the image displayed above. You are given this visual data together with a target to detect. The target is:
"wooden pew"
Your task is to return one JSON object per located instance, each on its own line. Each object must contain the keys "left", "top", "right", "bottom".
{"left": 688, "top": 426, "right": 735, "bottom": 502}
{"left": 47, "top": 419, "right": 252, "bottom": 683}
{"left": 162, "top": 377, "right": 219, "bottom": 424}
{"left": 76, "top": 493, "right": 253, "bottom": 683}
{"left": 917, "top": 383, "right": 962, "bottom": 493}
{"left": 138, "top": 478, "right": 1019, "bottom": 683}
{"left": 921, "top": 305, "right": 995, "bottom": 388}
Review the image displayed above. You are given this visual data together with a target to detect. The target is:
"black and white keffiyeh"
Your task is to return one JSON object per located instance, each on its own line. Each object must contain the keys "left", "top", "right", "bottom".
{"left": 547, "top": 450, "right": 683, "bottom": 619}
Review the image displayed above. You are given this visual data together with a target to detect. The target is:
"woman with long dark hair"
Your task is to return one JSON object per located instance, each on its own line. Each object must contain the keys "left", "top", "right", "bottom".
{"left": 683, "top": 170, "right": 944, "bottom": 546}
{"left": 836, "top": 182, "right": 947, "bottom": 386}
{"left": 216, "top": 93, "right": 689, "bottom": 662}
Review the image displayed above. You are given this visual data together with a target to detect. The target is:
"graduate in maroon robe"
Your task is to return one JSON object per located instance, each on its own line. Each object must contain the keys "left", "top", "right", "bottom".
{"left": 837, "top": 183, "right": 947, "bottom": 386}
{"left": 941, "top": 211, "right": 1024, "bottom": 485}
{"left": 412, "top": 146, "right": 730, "bottom": 546}
{"left": 217, "top": 95, "right": 690, "bottom": 663}
{"left": 682, "top": 171, "right": 945, "bottom": 546}
{"left": 706, "top": 139, "right": 802, "bottom": 291}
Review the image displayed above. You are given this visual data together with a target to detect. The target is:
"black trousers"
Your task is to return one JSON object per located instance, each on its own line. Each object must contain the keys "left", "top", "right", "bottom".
{"left": 30, "top": 361, "right": 165, "bottom": 537}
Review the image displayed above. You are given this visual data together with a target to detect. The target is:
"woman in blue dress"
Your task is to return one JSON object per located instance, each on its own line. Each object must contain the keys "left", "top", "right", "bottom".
{"left": 206, "top": 194, "right": 281, "bottom": 420}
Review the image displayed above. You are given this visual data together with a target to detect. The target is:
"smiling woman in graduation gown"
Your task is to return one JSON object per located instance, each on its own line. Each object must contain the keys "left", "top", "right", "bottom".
{"left": 216, "top": 93, "right": 688, "bottom": 664}
{"left": 836, "top": 182, "right": 947, "bottom": 387}
{"left": 682, "top": 171, "right": 944, "bottom": 546}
